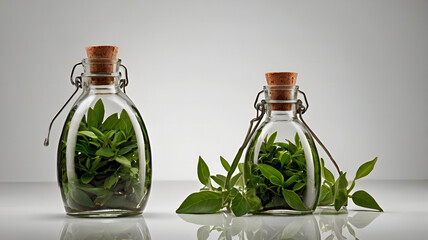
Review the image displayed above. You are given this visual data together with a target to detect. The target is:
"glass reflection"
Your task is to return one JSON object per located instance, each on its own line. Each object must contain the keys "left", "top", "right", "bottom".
{"left": 179, "top": 211, "right": 381, "bottom": 240}
{"left": 316, "top": 211, "right": 381, "bottom": 240}
{"left": 179, "top": 213, "right": 320, "bottom": 240}
{"left": 60, "top": 216, "right": 151, "bottom": 240}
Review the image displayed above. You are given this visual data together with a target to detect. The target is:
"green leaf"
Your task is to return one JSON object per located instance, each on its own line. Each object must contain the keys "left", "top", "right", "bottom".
{"left": 78, "top": 131, "right": 98, "bottom": 139}
{"left": 283, "top": 175, "right": 300, "bottom": 188}
{"left": 220, "top": 156, "right": 231, "bottom": 172}
{"left": 355, "top": 157, "right": 378, "bottom": 180}
{"left": 266, "top": 132, "right": 277, "bottom": 147}
{"left": 334, "top": 173, "right": 348, "bottom": 211}
{"left": 81, "top": 173, "right": 94, "bottom": 184}
{"left": 292, "top": 182, "right": 306, "bottom": 191}
{"left": 93, "top": 99, "right": 105, "bottom": 124}
{"left": 211, "top": 175, "right": 226, "bottom": 188}
{"left": 104, "top": 175, "right": 118, "bottom": 189}
{"left": 318, "top": 185, "right": 334, "bottom": 206}
{"left": 269, "top": 176, "right": 283, "bottom": 186}
{"left": 176, "top": 191, "right": 223, "bottom": 214}
{"left": 95, "top": 148, "right": 115, "bottom": 158}
{"left": 101, "top": 113, "right": 119, "bottom": 131}
{"left": 90, "top": 127, "right": 104, "bottom": 138}
{"left": 282, "top": 189, "right": 307, "bottom": 211}
{"left": 87, "top": 108, "right": 98, "bottom": 128}
{"left": 117, "top": 143, "right": 138, "bottom": 156}
{"left": 231, "top": 192, "right": 250, "bottom": 217}
{"left": 352, "top": 190, "right": 383, "bottom": 211}
{"left": 197, "top": 156, "right": 211, "bottom": 186}
{"left": 229, "top": 173, "right": 242, "bottom": 187}
{"left": 322, "top": 165, "right": 335, "bottom": 185}
{"left": 258, "top": 163, "right": 284, "bottom": 184}
{"left": 70, "top": 188, "right": 95, "bottom": 208}
{"left": 246, "top": 188, "right": 262, "bottom": 211}
{"left": 115, "top": 156, "right": 132, "bottom": 168}
{"left": 120, "top": 110, "right": 133, "bottom": 135}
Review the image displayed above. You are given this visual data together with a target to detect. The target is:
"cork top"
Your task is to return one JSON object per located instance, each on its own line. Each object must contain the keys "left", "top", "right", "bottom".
{"left": 86, "top": 45, "right": 118, "bottom": 59}
{"left": 85, "top": 45, "right": 119, "bottom": 85}
{"left": 265, "top": 72, "right": 298, "bottom": 86}
{"left": 265, "top": 72, "right": 298, "bottom": 111}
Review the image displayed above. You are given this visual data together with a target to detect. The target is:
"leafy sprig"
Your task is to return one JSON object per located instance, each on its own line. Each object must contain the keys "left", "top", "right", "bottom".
{"left": 59, "top": 99, "right": 149, "bottom": 210}
{"left": 319, "top": 157, "right": 383, "bottom": 212}
{"left": 177, "top": 131, "right": 383, "bottom": 216}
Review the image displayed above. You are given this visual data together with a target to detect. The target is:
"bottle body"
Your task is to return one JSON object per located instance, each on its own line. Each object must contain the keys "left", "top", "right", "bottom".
{"left": 244, "top": 86, "right": 321, "bottom": 214}
{"left": 57, "top": 59, "right": 151, "bottom": 217}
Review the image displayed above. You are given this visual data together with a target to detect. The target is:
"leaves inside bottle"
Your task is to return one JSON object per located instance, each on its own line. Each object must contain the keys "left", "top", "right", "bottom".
{"left": 58, "top": 99, "right": 150, "bottom": 212}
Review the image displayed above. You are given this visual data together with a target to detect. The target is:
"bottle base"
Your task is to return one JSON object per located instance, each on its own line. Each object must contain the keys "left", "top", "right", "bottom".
{"left": 252, "top": 209, "right": 314, "bottom": 216}
{"left": 314, "top": 206, "right": 348, "bottom": 215}
{"left": 66, "top": 209, "right": 142, "bottom": 218}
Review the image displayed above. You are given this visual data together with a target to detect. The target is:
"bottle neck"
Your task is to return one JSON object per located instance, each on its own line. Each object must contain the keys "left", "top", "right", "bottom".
{"left": 266, "top": 104, "right": 297, "bottom": 121}
{"left": 83, "top": 76, "right": 121, "bottom": 94}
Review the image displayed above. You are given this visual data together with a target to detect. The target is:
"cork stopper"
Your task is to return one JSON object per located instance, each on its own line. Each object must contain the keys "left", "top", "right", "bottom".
{"left": 265, "top": 72, "right": 298, "bottom": 111}
{"left": 85, "top": 45, "right": 119, "bottom": 85}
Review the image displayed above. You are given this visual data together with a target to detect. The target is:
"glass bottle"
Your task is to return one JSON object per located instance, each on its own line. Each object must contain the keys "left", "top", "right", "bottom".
{"left": 49, "top": 46, "right": 151, "bottom": 217}
{"left": 244, "top": 85, "right": 321, "bottom": 214}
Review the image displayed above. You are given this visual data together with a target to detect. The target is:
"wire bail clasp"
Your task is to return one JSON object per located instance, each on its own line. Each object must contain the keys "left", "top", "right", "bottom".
{"left": 44, "top": 62, "right": 83, "bottom": 146}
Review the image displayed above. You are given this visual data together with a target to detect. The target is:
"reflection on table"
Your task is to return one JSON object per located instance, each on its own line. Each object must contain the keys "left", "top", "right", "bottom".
{"left": 178, "top": 209, "right": 381, "bottom": 240}
{"left": 60, "top": 216, "right": 151, "bottom": 240}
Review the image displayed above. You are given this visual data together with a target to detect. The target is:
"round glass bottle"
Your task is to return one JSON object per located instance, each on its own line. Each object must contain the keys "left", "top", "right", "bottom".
{"left": 57, "top": 57, "right": 151, "bottom": 217}
{"left": 244, "top": 85, "right": 321, "bottom": 214}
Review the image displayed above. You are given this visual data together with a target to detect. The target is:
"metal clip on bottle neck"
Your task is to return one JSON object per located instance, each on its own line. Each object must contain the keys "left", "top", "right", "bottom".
{"left": 43, "top": 62, "right": 130, "bottom": 147}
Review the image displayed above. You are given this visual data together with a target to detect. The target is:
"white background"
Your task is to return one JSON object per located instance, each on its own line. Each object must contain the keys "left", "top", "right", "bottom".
{"left": 0, "top": 0, "right": 427, "bottom": 182}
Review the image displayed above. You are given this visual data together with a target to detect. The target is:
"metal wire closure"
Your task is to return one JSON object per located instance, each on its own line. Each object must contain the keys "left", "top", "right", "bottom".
{"left": 44, "top": 62, "right": 83, "bottom": 146}
{"left": 44, "top": 62, "right": 130, "bottom": 146}
{"left": 119, "top": 64, "right": 129, "bottom": 93}
{"left": 296, "top": 90, "right": 341, "bottom": 174}
{"left": 225, "top": 90, "right": 266, "bottom": 190}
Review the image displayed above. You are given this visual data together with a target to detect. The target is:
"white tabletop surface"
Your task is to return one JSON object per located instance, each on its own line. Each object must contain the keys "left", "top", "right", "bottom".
{"left": 1, "top": 180, "right": 427, "bottom": 239}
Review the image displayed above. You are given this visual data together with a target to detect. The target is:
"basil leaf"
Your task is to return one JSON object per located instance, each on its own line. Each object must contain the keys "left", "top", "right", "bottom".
{"left": 115, "top": 156, "right": 131, "bottom": 168}
{"left": 87, "top": 108, "right": 98, "bottom": 128}
{"left": 104, "top": 175, "right": 118, "bottom": 189}
{"left": 283, "top": 175, "right": 300, "bottom": 188}
{"left": 322, "top": 166, "right": 335, "bottom": 185}
{"left": 292, "top": 182, "right": 306, "bottom": 191}
{"left": 269, "top": 176, "right": 283, "bottom": 186}
{"left": 258, "top": 163, "right": 284, "bottom": 184}
{"left": 211, "top": 175, "right": 225, "bottom": 188}
{"left": 229, "top": 173, "right": 242, "bottom": 187}
{"left": 220, "top": 156, "right": 231, "bottom": 172}
{"left": 352, "top": 190, "right": 383, "bottom": 212}
{"left": 78, "top": 131, "right": 98, "bottom": 139}
{"left": 81, "top": 173, "right": 94, "bottom": 184}
{"left": 93, "top": 99, "right": 105, "bottom": 124}
{"left": 90, "top": 127, "right": 104, "bottom": 138}
{"left": 355, "top": 157, "right": 378, "bottom": 180}
{"left": 334, "top": 173, "right": 348, "bottom": 211}
{"left": 70, "top": 188, "right": 95, "bottom": 208}
{"left": 101, "top": 113, "right": 119, "bottom": 131}
{"left": 197, "top": 156, "right": 211, "bottom": 186}
{"left": 231, "top": 192, "right": 250, "bottom": 217}
{"left": 117, "top": 143, "right": 138, "bottom": 156}
{"left": 246, "top": 188, "right": 262, "bottom": 212}
{"left": 120, "top": 110, "right": 133, "bottom": 136}
{"left": 319, "top": 185, "right": 334, "bottom": 206}
{"left": 95, "top": 148, "right": 115, "bottom": 158}
{"left": 176, "top": 191, "right": 223, "bottom": 214}
{"left": 267, "top": 132, "right": 277, "bottom": 147}
{"left": 282, "top": 189, "right": 307, "bottom": 211}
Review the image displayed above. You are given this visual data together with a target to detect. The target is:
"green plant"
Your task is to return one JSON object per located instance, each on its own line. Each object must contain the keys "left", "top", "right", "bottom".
{"left": 58, "top": 99, "right": 150, "bottom": 211}
{"left": 177, "top": 132, "right": 382, "bottom": 216}
{"left": 319, "top": 157, "right": 383, "bottom": 212}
